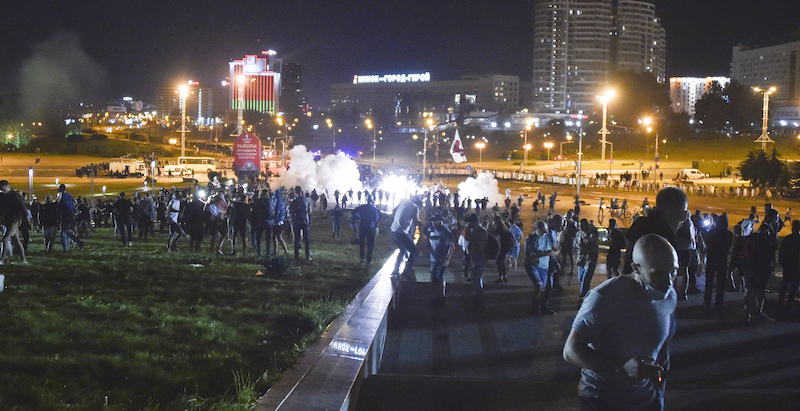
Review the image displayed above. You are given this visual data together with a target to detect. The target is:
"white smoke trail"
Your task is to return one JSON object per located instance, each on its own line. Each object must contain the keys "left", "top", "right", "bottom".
{"left": 271, "top": 146, "right": 362, "bottom": 194}
{"left": 456, "top": 172, "right": 505, "bottom": 206}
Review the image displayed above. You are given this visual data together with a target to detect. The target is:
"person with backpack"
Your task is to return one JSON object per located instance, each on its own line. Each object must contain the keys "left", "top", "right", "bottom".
{"left": 425, "top": 214, "right": 453, "bottom": 305}
{"left": 290, "top": 186, "right": 312, "bottom": 260}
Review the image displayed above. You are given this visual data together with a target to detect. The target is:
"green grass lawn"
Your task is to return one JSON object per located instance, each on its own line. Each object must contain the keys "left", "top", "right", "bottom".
{"left": 0, "top": 214, "right": 394, "bottom": 410}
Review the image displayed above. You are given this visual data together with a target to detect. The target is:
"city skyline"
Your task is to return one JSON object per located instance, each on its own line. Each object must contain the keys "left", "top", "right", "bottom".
{"left": 1, "top": 0, "right": 797, "bottom": 116}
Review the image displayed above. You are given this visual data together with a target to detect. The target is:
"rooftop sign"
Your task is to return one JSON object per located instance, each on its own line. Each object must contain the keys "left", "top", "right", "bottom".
{"left": 353, "top": 72, "right": 430, "bottom": 84}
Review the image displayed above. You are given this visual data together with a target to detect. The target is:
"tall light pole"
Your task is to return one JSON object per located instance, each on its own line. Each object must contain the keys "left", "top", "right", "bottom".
{"left": 422, "top": 117, "right": 434, "bottom": 181}
{"left": 572, "top": 114, "right": 588, "bottom": 200}
{"left": 524, "top": 144, "right": 532, "bottom": 169}
{"left": 522, "top": 119, "right": 534, "bottom": 172}
{"left": 475, "top": 141, "right": 486, "bottom": 163}
{"left": 28, "top": 167, "right": 33, "bottom": 201}
{"left": 598, "top": 90, "right": 615, "bottom": 161}
{"left": 326, "top": 118, "right": 335, "bottom": 149}
{"left": 753, "top": 86, "right": 777, "bottom": 151}
{"left": 178, "top": 85, "right": 190, "bottom": 157}
{"left": 366, "top": 118, "right": 376, "bottom": 162}
{"left": 543, "top": 142, "right": 553, "bottom": 161}
{"left": 560, "top": 134, "right": 574, "bottom": 168}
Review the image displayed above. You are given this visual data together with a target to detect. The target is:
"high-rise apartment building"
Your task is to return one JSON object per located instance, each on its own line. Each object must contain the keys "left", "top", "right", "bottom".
{"left": 156, "top": 83, "right": 212, "bottom": 122}
{"left": 731, "top": 41, "right": 800, "bottom": 103}
{"left": 280, "top": 62, "right": 306, "bottom": 117}
{"left": 669, "top": 77, "right": 730, "bottom": 116}
{"left": 532, "top": 0, "right": 665, "bottom": 114}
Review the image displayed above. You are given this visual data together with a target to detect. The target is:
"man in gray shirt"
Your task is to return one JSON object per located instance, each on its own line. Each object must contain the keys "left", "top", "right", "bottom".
{"left": 563, "top": 234, "right": 678, "bottom": 410}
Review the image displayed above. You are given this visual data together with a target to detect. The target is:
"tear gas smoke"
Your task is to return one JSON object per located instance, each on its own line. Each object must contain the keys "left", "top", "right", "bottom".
{"left": 456, "top": 172, "right": 505, "bottom": 205}
{"left": 272, "top": 145, "right": 362, "bottom": 194}
{"left": 17, "top": 32, "right": 107, "bottom": 120}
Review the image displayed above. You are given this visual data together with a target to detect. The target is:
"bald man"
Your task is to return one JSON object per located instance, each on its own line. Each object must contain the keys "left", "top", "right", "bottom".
{"left": 564, "top": 234, "right": 678, "bottom": 411}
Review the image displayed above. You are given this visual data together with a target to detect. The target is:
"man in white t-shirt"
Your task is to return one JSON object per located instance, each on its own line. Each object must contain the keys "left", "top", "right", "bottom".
{"left": 390, "top": 198, "right": 420, "bottom": 278}
{"left": 166, "top": 191, "right": 185, "bottom": 252}
{"left": 564, "top": 234, "right": 678, "bottom": 411}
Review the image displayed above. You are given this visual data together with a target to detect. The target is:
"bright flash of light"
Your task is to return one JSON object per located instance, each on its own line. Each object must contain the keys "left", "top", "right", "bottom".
{"left": 196, "top": 188, "right": 207, "bottom": 199}
{"left": 379, "top": 174, "right": 422, "bottom": 205}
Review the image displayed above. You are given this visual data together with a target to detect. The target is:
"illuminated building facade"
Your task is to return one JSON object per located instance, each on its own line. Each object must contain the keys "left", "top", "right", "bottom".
{"left": 228, "top": 53, "right": 281, "bottom": 115}
{"left": 532, "top": 0, "right": 665, "bottom": 114}
{"left": 331, "top": 73, "right": 520, "bottom": 118}
{"left": 731, "top": 41, "right": 800, "bottom": 103}
{"left": 669, "top": 77, "right": 730, "bottom": 116}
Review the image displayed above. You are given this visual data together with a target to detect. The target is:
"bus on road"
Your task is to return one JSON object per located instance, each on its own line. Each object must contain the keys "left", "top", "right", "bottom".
{"left": 164, "top": 156, "right": 218, "bottom": 177}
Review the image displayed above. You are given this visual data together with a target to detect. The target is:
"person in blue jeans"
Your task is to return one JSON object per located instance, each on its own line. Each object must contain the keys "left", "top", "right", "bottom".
{"left": 56, "top": 184, "right": 83, "bottom": 251}
{"left": 390, "top": 198, "right": 420, "bottom": 279}
{"left": 525, "top": 221, "right": 557, "bottom": 315}
{"left": 575, "top": 218, "right": 599, "bottom": 298}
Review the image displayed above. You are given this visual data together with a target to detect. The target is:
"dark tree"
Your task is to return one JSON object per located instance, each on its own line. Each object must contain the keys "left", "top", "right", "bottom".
{"left": 608, "top": 71, "right": 671, "bottom": 128}
{"left": 694, "top": 81, "right": 727, "bottom": 132}
{"left": 724, "top": 80, "right": 761, "bottom": 132}
{"left": 739, "top": 149, "right": 790, "bottom": 188}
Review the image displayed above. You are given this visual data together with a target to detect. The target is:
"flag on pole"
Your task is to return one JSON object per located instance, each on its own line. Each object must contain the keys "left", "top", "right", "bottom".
{"left": 450, "top": 129, "right": 467, "bottom": 163}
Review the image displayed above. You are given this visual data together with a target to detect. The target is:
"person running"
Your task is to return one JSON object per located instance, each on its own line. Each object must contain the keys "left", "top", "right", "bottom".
{"left": 606, "top": 219, "right": 625, "bottom": 278}
{"left": 352, "top": 195, "right": 381, "bottom": 265}
{"left": 39, "top": 195, "right": 60, "bottom": 252}
{"left": 390, "top": 197, "right": 421, "bottom": 279}
{"left": 425, "top": 214, "right": 453, "bottom": 305}
{"left": 465, "top": 213, "right": 489, "bottom": 309}
{"left": 563, "top": 234, "right": 678, "bottom": 411}
{"left": 491, "top": 216, "right": 514, "bottom": 284}
{"left": 574, "top": 218, "right": 599, "bottom": 298}
{"left": 0, "top": 180, "right": 30, "bottom": 264}
{"left": 57, "top": 184, "right": 83, "bottom": 251}
{"left": 525, "top": 220, "right": 558, "bottom": 315}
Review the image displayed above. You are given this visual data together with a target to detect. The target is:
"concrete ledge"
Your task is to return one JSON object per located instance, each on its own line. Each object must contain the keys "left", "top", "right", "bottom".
{"left": 255, "top": 251, "right": 399, "bottom": 411}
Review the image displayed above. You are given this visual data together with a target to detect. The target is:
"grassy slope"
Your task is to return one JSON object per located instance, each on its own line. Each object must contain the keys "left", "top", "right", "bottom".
{"left": 0, "top": 213, "right": 394, "bottom": 410}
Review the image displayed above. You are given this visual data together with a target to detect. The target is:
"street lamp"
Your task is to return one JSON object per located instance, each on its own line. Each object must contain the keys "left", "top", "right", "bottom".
{"left": 753, "top": 86, "right": 777, "bottom": 151}
{"left": 178, "top": 84, "right": 190, "bottom": 157}
{"left": 326, "top": 118, "right": 336, "bottom": 149}
{"left": 543, "top": 142, "right": 553, "bottom": 161}
{"left": 523, "top": 144, "right": 532, "bottom": 169}
{"left": 597, "top": 89, "right": 615, "bottom": 160}
{"left": 28, "top": 167, "right": 33, "bottom": 201}
{"left": 560, "top": 134, "right": 574, "bottom": 167}
{"left": 422, "top": 117, "right": 434, "bottom": 181}
{"left": 366, "top": 118, "right": 376, "bottom": 162}
{"left": 523, "top": 119, "right": 534, "bottom": 172}
{"left": 641, "top": 117, "right": 660, "bottom": 182}
{"left": 475, "top": 141, "right": 486, "bottom": 163}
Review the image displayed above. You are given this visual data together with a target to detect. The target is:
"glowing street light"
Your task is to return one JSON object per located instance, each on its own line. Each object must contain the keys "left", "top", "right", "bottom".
{"left": 422, "top": 117, "right": 434, "bottom": 181}
{"left": 326, "top": 118, "right": 336, "bottom": 149}
{"left": 178, "top": 84, "right": 190, "bottom": 157}
{"left": 475, "top": 141, "right": 486, "bottom": 163}
{"left": 560, "top": 134, "right": 574, "bottom": 167}
{"left": 753, "top": 86, "right": 777, "bottom": 151}
{"left": 522, "top": 119, "right": 534, "bottom": 172}
{"left": 543, "top": 142, "right": 553, "bottom": 161}
{"left": 366, "top": 118, "right": 376, "bottom": 162}
{"left": 597, "top": 89, "right": 615, "bottom": 160}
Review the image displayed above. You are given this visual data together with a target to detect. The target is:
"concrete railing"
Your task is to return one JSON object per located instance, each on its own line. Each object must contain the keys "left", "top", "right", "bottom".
{"left": 255, "top": 251, "right": 399, "bottom": 411}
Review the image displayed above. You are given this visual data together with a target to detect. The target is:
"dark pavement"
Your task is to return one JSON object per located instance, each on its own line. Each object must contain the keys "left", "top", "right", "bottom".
{"left": 354, "top": 246, "right": 800, "bottom": 410}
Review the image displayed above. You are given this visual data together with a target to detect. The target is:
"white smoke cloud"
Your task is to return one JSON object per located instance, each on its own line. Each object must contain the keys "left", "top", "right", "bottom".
{"left": 18, "top": 32, "right": 107, "bottom": 120}
{"left": 272, "top": 145, "right": 362, "bottom": 194}
{"left": 456, "top": 172, "right": 505, "bottom": 206}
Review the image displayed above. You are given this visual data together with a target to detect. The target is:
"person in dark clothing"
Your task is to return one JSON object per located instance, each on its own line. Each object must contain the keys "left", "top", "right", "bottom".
{"left": 229, "top": 193, "right": 249, "bottom": 255}
{"left": 704, "top": 214, "right": 733, "bottom": 310}
{"left": 777, "top": 220, "right": 800, "bottom": 319}
{"left": 352, "top": 195, "right": 381, "bottom": 265}
{"left": 330, "top": 205, "right": 343, "bottom": 239}
{"left": 0, "top": 180, "right": 30, "bottom": 264}
{"left": 623, "top": 187, "right": 688, "bottom": 275}
{"left": 249, "top": 190, "right": 272, "bottom": 257}
{"left": 57, "top": 184, "right": 84, "bottom": 251}
{"left": 290, "top": 186, "right": 312, "bottom": 260}
{"left": 741, "top": 224, "right": 777, "bottom": 320}
{"left": 113, "top": 192, "right": 134, "bottom": 246}
{"left": 182, "top": 194, "right": 205, "bottom": 252}
{"left": 606, "top": 219, "right": 625, "bottom": 278}
{"left": 39, "top": 195, "right": 61, "bottom": 252}
{"left": 491, "top": 216, "right": 515, "bottom": 283}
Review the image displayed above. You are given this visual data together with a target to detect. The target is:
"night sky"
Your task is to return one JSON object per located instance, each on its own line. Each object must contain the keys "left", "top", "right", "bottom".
{"left": 1, "top": 0, "right": 798, "bottom": 113}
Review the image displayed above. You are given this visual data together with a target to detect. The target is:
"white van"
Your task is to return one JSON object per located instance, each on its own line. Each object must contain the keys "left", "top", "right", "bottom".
{"left": 681, "top": 169, "right": 707, "bottom": 180}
